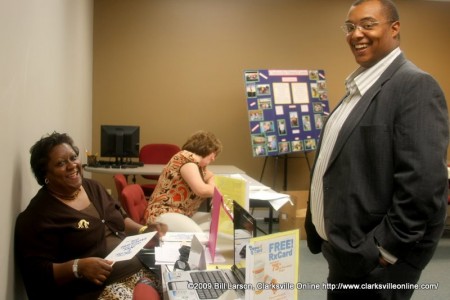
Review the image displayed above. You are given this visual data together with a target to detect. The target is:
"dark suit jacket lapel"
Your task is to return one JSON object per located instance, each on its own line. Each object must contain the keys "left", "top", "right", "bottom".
{"left": 310, "top": 93, "right": 348, "bottom": 177}
{"left": 326, "top": 54, "right": 408, "bottom": 169}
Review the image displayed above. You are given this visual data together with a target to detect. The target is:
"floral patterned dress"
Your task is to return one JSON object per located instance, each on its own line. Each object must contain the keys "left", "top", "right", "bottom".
{"left": 144, "top": 150, "right": 207, "bottom": 223}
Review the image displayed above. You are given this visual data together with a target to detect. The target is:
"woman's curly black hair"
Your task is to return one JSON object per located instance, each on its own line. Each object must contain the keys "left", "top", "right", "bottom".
{"left": 30, "top": 132, "right": 79, "bottom": 186}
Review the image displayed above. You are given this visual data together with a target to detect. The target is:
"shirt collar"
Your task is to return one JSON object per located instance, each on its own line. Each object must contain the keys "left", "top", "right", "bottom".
{"left": 345, "top": 47, "right": 402, "bottom": 96}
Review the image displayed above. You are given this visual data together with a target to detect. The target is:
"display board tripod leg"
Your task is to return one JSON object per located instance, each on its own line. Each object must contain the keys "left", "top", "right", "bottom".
{"left": 272, "top": 156, "right": 279, "bottom": 189}
{"left": 259, "top": 156, "right": 268, "bottom": 182}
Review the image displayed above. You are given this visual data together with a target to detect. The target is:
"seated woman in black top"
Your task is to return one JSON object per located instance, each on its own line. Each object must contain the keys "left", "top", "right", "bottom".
{"left": 15, "top": 132, "right": 166, "bottom": 300}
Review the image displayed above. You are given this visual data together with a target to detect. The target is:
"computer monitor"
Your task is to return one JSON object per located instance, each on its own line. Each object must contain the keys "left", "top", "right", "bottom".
{"left": 233, "top": 200, "right": 256, "bottom": 268}
{"left": 100, "top": 125, "right": 140, "bottom": 164}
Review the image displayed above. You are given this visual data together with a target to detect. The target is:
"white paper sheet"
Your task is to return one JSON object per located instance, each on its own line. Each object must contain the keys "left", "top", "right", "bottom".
{"left": 155, "top": 243, "right": 181, "bottom": 264}
{"left": 161, "top": 232, "right": 209, "bottom": 244}
{"left": 249, "top": 191, "right": 290, "bottom": 201}
{"left": 105, "top": 232, "right": 156, "bottom": 262}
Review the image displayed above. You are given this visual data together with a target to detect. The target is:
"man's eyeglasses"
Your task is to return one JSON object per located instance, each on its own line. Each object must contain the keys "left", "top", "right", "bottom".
{"left": 341, "top": 20, "right": 391, "bottom": 34}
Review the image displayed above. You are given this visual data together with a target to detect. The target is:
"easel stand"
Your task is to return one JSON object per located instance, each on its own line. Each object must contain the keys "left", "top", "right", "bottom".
{"left": 259, "top": 155, "right": 285, "bottom": 191}
{"left": 256, "top": 152, "right": 312, "bottom": 233}
{"left": 259, "top": 151, "right": 311, "bottom": 191}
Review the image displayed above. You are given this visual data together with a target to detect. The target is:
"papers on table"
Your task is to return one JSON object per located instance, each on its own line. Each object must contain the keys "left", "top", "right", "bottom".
{"left": 249, "top": 191, "right": 290, "bottom": 201}
{"left": 155, "top": 244, "right": 181, "bottom": 264}
{"left": 105, "top": 232, "right": 156, "bottom": 262}
{"left": 156, "top": 232, "right": 208, "bottom": 265}
{"left": 155, "top": 233, "right": 225, "bottom": 266}
{"left": 228, "top": 174, "right": 270, "bottom": 191}
{"left": 161, "top": 232, "right": 209, "bottom": 244}
{"left": 249, "top": 191, "right": 291, "bottom": 211}
{"left": 155, "top": 243, "right": 224, "bottom": 265}
{"left": 222, "top": 173, "right": 291, "bottom": 210}
{"left": 249, "top": 185, "right": 271, "bottom": 192}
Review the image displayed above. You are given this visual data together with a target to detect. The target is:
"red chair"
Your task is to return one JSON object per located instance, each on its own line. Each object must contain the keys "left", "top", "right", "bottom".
{"left": 121, "top": 184, "right": 148, "bottom": 225}
{"left": 139, "top": 144, "right": 180, "bottom": 197}
{"left": 113, "top": 174, "right": 128, "bottom": 209}
{"left": 447, "top": 164, "right": 450, "bottom": 203}
{"left": 133, "top": 277, "right": 161, "bottom": 300}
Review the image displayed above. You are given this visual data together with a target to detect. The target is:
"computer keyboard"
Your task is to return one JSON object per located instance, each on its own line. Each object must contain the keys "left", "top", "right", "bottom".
{"left": 190, "top": 271, "right": 227, "bottom": 299}
{"left": 120, "top": 164, "right": 139, "bottom": 168}
{"left": 88, "top": 160, "right": 144, "bottom": 168}
{"left": 190, "top": 270, "right": 226, "bottom": 284}
{"left": 128, "top": 161, "right": 144, "bottom": 166}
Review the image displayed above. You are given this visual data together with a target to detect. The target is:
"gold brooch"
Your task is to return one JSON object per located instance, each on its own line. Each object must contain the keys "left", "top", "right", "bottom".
{"left": 77, "top": 219, "right": 90, "bottom": 229}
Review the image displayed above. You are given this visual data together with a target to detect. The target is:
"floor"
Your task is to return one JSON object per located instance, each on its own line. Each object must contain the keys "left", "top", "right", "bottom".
{"left": 256, "top": 219, "right": 450, "bottom": 300}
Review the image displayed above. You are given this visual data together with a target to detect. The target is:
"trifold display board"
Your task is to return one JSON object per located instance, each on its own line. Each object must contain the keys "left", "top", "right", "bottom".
{"left": 244, "top": 69, "right": 330, "bottom": 157}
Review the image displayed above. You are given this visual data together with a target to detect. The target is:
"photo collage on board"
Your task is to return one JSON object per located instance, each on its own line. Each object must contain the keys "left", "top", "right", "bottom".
{"left": 244, "top": 69, "right": 330, "bottom": 157}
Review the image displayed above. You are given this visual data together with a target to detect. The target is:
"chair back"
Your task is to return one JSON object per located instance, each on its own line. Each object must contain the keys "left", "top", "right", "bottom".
{"left": 139, "top": 143, "right": 180, "bottom": 181}
{"left": 121, "top": 184, "right": 148, "bottom": 225}
{"left": 156, "top": 212, "right": 204, "bottom": 232}
{"left": 113, "top": 174, "right": 128, "bottom": 208}
{"left": 132, "top": 277, "right": 161, "bottom": 300}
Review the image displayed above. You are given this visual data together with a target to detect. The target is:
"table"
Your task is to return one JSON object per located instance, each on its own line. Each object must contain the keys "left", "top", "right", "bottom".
{"left": 84, "top": 164, "right": 286, "bottom": 233}
{"left": 158, "top": 233, "right": 235, "bottom": 300}
{"left": 84, "top": 164, "right": 246, "bottom": 176}
{"left": 84, "top": 164, "right": 246, "bottom": 187}
{"left": 229, "top": 173, "right": 290, "bottom": 234}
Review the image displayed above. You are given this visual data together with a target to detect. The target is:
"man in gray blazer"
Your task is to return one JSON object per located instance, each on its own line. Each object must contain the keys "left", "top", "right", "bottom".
{"left": 305, "top": 0, "right": 449, "bottom": 299}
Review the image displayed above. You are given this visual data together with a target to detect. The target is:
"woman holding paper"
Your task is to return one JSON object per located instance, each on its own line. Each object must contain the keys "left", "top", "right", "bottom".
{"left": 15, "top": 132, "right": 165, "bottom": 300}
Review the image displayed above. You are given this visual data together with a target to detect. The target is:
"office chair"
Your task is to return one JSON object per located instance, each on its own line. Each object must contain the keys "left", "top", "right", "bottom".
{"left": 113, "top": 174, "right": 128, "bottom": 209}
{"left": 121, "top": 184, "right": 148, "bottom": 225}
{"left": 139, "top": 143, "right": 180, "bottom": 197}
{"left": 132, "top": 277, "right": 161, "bottom": 300}
{"left": 446, "top": 165, "right": 450, "bottom": 233}
{"left": 156, "top": 212, "right": 204, "bottom": 232}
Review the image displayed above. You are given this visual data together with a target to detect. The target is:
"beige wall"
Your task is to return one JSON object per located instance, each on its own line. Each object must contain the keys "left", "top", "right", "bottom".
{"left": 92, "top": 0, "right": 450, "bottom": 195}
{"left": 2, "top": 0, "right": 449, "bottom": 298}
{"left": 1, "top": 1, "right": 93, "bottom": 299}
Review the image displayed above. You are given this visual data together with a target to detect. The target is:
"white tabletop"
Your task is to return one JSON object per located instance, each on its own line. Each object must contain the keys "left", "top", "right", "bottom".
{"left": 84, "top": 164, "right": 290, "bottom": 211}
{"left": 83, "top": 164, "right": 246, "bottom": 176}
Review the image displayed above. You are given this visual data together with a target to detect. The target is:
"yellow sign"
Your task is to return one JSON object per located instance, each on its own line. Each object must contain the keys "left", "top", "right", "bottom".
{"left": 214, "top": 175, "right": 248, "bottom": 236}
